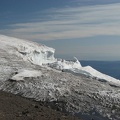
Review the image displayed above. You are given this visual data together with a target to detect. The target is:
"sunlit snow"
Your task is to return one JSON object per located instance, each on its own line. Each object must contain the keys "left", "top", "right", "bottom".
{"left": 0, "top": 35, "right": 120, "bottom": 120}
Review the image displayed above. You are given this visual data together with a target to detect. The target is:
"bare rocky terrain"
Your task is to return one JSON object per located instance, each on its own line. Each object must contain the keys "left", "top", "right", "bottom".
{"left": 0, "top": 91, "right": 81, "bottom": 120}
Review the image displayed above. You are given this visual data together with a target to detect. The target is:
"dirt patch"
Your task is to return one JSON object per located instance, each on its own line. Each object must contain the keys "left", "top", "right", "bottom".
{"left": 0, "top": 91, "right": 82, "bottom": 120}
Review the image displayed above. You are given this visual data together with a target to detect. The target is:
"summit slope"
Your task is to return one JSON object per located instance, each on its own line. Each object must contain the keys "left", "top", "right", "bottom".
{"left": 0, "top": 35, "right": 120, "bottom": 120}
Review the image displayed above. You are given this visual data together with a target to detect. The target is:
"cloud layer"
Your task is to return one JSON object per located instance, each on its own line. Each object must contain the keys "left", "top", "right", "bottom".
{"left": 1, "top": 3, "right": 120, "bottom": 41}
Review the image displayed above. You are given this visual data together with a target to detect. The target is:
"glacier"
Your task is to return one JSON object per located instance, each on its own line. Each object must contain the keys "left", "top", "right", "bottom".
{"left": 0, "top": 35, "right": 55, "bottom": 66}
{"left": 0, "top": 34, "right": 120, "bottom": 120}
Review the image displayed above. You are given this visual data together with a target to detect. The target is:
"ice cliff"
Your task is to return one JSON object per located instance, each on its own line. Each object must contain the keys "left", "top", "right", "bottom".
{"left": 0, "top": 35, "right": 120, "bottom": 120}
{"left": 0, "top": 35, "right": 55, "bottom": 65}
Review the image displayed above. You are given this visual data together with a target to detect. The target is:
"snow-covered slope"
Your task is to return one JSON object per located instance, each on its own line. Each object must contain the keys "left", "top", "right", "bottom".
{"left": 0, "top": 35, "right": 120, "bottom": 120}
{"left": 0, "top": 34, "right": 119, "bottom": 85}
{"left": 82, "top": 66, "right": 120, "bottom": 85}
{"left": 49, "top": 60, "right": 120, "bottom": 85}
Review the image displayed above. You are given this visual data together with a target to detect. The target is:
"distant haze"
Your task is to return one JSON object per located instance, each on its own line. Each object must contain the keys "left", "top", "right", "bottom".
{"left": 0, "top": 0, "right": 120, "bottom": 60}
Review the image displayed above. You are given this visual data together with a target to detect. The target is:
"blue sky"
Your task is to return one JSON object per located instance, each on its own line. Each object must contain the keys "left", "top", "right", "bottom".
{"left": 0, "top": 0, "right": 120, "bottom": 60}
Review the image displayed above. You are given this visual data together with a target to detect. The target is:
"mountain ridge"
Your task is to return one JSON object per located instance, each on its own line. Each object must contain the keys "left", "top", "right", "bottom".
{"left": 0, "top": 35, "right": 120, "bottom": 120}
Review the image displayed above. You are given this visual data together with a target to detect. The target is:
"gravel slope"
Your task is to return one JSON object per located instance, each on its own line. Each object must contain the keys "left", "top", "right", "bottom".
{"left": 0, "top": 91, "right": 82, "bottom": 120}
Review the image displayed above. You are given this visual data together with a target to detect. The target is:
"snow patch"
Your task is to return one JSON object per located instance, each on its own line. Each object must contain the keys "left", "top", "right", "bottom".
{"left": 11, "top": 70, "right": 42, "bottom": 81}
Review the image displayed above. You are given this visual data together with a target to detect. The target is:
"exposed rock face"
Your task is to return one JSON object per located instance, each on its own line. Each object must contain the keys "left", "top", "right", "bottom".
{"left": 0, "top": 35, "right": 120, "bottom": 120}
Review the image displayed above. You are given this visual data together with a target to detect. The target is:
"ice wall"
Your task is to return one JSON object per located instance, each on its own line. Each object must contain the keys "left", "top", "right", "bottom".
{"left": 0, "top": 35, "right": 56, "bottom": 65}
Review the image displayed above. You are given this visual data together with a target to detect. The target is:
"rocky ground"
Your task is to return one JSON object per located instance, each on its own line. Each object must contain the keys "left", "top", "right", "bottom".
{"left": 0, "top": 91, "right": 82, "bottom": 120}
